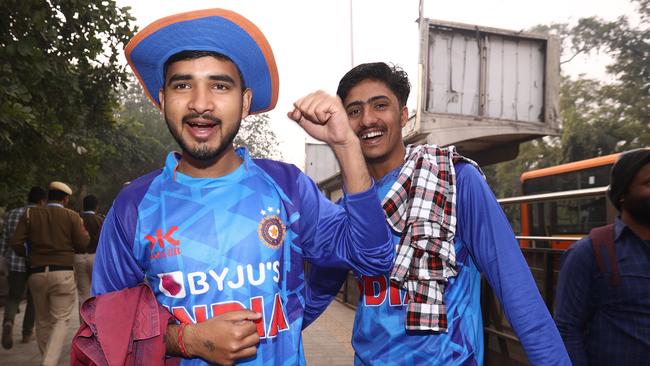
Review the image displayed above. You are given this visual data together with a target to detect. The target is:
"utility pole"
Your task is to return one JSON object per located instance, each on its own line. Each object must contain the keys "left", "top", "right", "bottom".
{"left": 415, "top": 0, "right": 425, "bottom": 131}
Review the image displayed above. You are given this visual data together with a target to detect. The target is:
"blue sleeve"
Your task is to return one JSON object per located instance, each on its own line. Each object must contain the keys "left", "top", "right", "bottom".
{"left": 91, "top": 171, "right": 159, "bottom": 296}
{"left": 554, "top": 239, "right": 595, "bottom": 366}
{"left": 91, "top": 203, "right": 145, "bottom": 296}
{"left": 302, "top": 266, "right": 349, "bottom": 328}
{"left": 297, "top": 173, "right": 393, "bottom": 276}
{"left": 456, "top": 164, "right": 571, "bottom": 366}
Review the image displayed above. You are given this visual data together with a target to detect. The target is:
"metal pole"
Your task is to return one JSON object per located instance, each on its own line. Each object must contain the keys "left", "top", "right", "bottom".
{"left": 415, "top": 0, "right": 424, "bottom": 132}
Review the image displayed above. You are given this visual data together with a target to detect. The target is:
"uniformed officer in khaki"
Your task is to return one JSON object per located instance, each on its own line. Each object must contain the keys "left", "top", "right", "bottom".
{"left": 10, "top": 181, "right": 89, "bottom": 366}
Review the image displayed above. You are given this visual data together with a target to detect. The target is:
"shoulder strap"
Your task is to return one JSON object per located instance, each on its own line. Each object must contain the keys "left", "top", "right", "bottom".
{"left": 589, "top": 224, "right": 619, "bottom": 286}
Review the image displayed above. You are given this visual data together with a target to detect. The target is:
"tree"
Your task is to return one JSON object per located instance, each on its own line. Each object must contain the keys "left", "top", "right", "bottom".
{"left": 236, "top": 114, "right": 282, "bottom": 160}
{"left": 0, "top": 0, "right": 136, "bottom": 208}
{"left": 89, "top": 79, "right": 176, "bottom": 207}
{"left": 487, "top": 0, "right": 649, "bottom": 197}
{"left": 570, "top": 1, "right": 650, "bottom": 134}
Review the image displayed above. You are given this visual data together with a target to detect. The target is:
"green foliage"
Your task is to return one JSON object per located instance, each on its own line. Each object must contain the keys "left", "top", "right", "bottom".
{"left": 484, "top": 139, "right": 562, "bottom": 198}
{"left": 488, "top": 0, "right": 650, "bottom": 198}
{"left": 0, "top": 0, "right": 136, "bottom": 209}
{"left": 90, "top": 80, "right": 171, "bottom": 209}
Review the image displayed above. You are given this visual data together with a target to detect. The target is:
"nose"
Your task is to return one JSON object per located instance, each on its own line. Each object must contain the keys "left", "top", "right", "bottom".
{"left": 188, "top": 86, "right": 214, "bottom": 114}
{"left": 359, "top": 106, "right": 376, "bottom": 127}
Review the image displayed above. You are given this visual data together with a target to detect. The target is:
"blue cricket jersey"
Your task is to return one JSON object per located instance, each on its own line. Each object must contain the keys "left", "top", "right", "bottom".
{"left": 92, "top": 148, "right": 393, "bottom": 366}
{"left": 305, "top": 162, "right": 570, "bottom": 365}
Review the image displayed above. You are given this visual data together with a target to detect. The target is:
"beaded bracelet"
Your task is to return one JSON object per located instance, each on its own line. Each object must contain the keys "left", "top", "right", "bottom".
{"left": 177, "top": 322, "right": 190, "bottom": 358}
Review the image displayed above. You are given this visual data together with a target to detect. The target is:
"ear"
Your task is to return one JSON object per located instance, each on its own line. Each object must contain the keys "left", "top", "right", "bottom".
{"left": 400, "top": 105, "right": 409, "bottom": 128}
{"left": 241, "top": 88, "right": 252, "bottom": 119}
{"left": 158, "top": 89, "right": 165, "bottom": 112}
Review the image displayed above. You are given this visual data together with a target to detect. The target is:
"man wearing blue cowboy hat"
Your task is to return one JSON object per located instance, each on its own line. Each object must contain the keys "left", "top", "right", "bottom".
{"left": 91, "top": 8, "right": 393, "bottom": 366}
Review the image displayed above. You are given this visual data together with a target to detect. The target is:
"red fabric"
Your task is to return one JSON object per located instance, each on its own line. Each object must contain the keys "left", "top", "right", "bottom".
{"left": 70, "top": 283, "right": 180, "bottom": 366}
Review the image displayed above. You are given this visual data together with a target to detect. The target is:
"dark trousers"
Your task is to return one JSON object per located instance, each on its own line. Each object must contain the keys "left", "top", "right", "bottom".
{"left": 3, "top": 270, "right": 35, "bottom": 336}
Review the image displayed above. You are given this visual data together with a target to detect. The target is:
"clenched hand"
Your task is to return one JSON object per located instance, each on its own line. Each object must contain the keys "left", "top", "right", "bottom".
{"left": 180, "top": 310, "right": 262, "bottom": 365}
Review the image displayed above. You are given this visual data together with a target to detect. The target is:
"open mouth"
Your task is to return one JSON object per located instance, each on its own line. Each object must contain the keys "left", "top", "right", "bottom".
{"left": 360, "top": 130, "right": 385, "bottom": 142}
{"left": 185, "top": 120, "right": 219, "bottom": 139}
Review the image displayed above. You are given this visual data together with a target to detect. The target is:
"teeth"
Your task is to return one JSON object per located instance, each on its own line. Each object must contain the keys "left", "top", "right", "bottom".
{"left": 189, "top": 122, "right": 214, "bottom": 127}
{"left": 362, "top": 131, "right": 383, "bottom": 140}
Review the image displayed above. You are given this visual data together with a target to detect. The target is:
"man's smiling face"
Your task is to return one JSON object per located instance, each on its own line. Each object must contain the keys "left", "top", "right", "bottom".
{"left": 343, "top": 79, "right": 408, "bottom": 167}
{"left": 159, "top": 55, "right": 251, "bottom": 162}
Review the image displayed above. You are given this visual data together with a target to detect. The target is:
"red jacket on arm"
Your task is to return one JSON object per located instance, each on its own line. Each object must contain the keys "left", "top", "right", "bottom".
{"left": 71, "top": 283, "right": 180, "bottom": 366}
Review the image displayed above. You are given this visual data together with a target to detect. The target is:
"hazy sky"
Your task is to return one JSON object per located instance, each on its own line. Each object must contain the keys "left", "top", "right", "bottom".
{"left": 116, "top": 0, "right": 637, "bottom": 169}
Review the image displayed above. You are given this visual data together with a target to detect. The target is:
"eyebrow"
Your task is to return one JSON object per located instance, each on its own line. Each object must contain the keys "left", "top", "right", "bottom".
{"left": 209, "top": 74, "right": 236, "bottom": 84}
{"left": 167, "top": 74, "right": 191, "bottom": 86}
{"left": 166, "top": 74, "right": 237, "bottom": 86}
{"left": 345, "top": 95, "right": 390, "bottom": 109}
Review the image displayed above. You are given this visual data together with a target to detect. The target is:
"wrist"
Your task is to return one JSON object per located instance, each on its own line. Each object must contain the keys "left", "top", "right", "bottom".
{"left": 180, "top": 323, "right": 199, "bottom": 358}
{"left": 330, "top": 134, "right": 360, "bottom": 153}
{"left": 177, "top": 323, "right": 190, "bottom": 358}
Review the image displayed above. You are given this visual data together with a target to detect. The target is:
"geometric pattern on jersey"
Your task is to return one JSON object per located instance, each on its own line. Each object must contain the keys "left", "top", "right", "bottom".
{"left": 92, "top": 146, "right": 392, "bottom": 366}
{"left": 351, "top": 165, "right": 483, "bottom": 365}
{"left": 135, "top": 150, "right": 304, "bottom": 366}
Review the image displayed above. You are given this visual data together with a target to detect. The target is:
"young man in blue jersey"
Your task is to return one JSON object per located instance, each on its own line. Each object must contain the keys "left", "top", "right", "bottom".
{"left": 304, "top": 62, "right": 571, "bottom": 365}
{"left": 90, "top": 9, "right": 393, "bottom": 366}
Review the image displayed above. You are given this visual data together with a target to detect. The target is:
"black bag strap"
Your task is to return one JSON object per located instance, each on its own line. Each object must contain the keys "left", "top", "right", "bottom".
{"left": 589, "top": 224, "right": 619, "bottom": 287}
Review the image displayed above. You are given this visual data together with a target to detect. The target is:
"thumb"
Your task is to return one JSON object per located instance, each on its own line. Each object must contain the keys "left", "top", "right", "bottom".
{"left": 221, "top": 309, "right": 262, "bottom": 322}
{"left": 287, "top": 109, "right": 302, "bottom": 123}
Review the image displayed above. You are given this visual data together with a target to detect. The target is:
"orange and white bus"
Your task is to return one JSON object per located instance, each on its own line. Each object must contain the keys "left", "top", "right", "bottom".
{"left": 502, "top": 148, "right": 649, "bottom": 249}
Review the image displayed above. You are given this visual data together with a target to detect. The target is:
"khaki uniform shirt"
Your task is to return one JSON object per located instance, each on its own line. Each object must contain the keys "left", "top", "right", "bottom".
{"left": 80, "top": 211, "right": 104, "bottom": 254}
{"left": 10, "top": 203, "right": 89, "bottom": 268}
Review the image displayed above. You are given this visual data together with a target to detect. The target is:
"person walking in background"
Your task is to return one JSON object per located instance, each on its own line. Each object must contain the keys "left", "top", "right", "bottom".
{"left": 0, "top": 186, "right": 46, "bottom": 349}
{"left": 74, "top": 194, "right": 104, "bottom": 311}
{"left": 10, "top": 181, "right": 89, "bottom": 366}
{"left": 555, "top": 148, "right": 650, "bottom": 366}
{"left": 304, "top": 62, "right": 570, "bottom": 365}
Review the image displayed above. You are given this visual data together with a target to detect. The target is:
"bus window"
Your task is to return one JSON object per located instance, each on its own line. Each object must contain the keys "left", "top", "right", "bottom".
{"left": 523, "top": 164, "right": 612, "bottom": 195}
{"left": 525, "top": 197, "right": 608, "bottom": 248}
{"left": 513, "top": 148, "right": 649, "bottom": 249}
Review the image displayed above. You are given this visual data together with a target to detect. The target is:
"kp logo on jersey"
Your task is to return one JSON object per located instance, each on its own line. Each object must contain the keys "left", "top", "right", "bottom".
{"left": 158, "top": 271, "right": 186, "bottom": 298}
{"left": 258, "top": 206, "right": 285, "bottom": 249}
{"left": 146, "top": 226, "right": 181, "bottom": 260}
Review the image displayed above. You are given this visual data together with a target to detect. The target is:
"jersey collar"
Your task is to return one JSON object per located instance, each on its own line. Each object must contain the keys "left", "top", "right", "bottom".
{"left": 163, "top": 148, "right": 251, "bottom": 187}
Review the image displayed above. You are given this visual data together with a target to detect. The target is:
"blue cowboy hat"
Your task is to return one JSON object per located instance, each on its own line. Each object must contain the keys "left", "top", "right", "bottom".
{"left": 125, "top": 8, "right": 279, "bottom": 114}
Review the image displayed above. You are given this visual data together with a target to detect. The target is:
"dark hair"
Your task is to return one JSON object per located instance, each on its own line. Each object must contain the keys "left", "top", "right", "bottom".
{"left": 337, "top": 62, "right": 410, "bottom": 107}
{"left": 608, "top": 148, "right": 650, "bottom": 210}
{"left": 163, "top": 50, "right": 246, "bottom": 91}
{"left": 27, "top": 186, "right": 46, "bottom": 204}
{"left": 83, "top": 194, "right": 99, "bottom": 211}
{"left": 48, "top": 189, "right": 69, "bottom": 202}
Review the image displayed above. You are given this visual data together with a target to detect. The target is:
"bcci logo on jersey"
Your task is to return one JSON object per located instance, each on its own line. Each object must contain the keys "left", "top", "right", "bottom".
{"left": 258, "top": 206, "right": 285, "bottom": 249}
